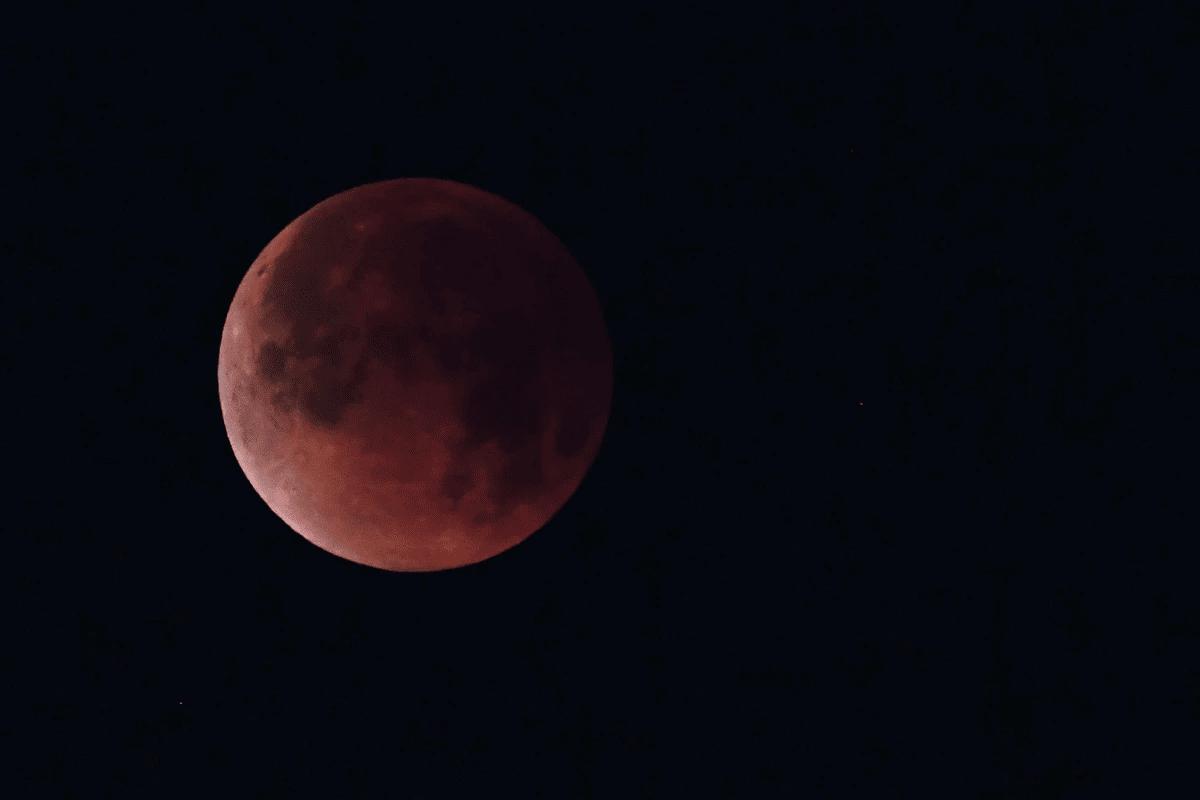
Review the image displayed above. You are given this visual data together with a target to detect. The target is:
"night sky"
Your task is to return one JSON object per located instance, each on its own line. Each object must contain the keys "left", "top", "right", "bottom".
{"left": 14, "top": 6, "right": 1197, "bottom": 796}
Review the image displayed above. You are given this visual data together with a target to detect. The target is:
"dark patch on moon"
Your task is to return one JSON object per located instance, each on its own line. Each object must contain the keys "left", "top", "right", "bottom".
{"left": 301, "top": 381, "right": 356, "bottom": 426}
{"left": 313, "top": 325, "right": 360, "bottom": 367}
{"left": 257, "top": 341, "right": 288, "bottom": 383}
{"left": 430, "top": 335, "right": 470, "bottom": 374}
{"left": 365, "top": 322, "right": 424, "bottom": 381}
{"left": 459, "top": 370, "right": 545, "bottom": 454}
{"left": 440, "top": 470, "right": 474, "bottom": 508}
{"left": 295, "top": 345, "right": 372, "bottom": 428}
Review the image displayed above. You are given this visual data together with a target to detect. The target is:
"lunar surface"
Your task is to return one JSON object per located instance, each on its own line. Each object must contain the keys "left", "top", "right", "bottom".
{"left": 217, "top": 179, "right": 612, "bottom": 571}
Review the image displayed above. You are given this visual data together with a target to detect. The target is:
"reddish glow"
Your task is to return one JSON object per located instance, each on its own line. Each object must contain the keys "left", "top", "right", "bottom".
{"left": 218, "top": 179, "right": 613, "bottom": 572}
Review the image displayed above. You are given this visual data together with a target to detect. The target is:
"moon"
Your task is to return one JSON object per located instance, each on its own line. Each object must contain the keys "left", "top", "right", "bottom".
{"left": 217, "top": 178, "right": 612, "bottom": 571}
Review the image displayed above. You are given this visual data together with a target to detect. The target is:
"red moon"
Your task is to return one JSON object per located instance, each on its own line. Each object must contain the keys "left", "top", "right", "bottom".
{"left": 217, "top": 179, "right": 612, "bottom": 571}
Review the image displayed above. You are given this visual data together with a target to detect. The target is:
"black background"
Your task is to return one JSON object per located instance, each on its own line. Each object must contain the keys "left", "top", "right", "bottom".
{"left": 12, "top": 5, "right": 1197, "bottom": 796}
